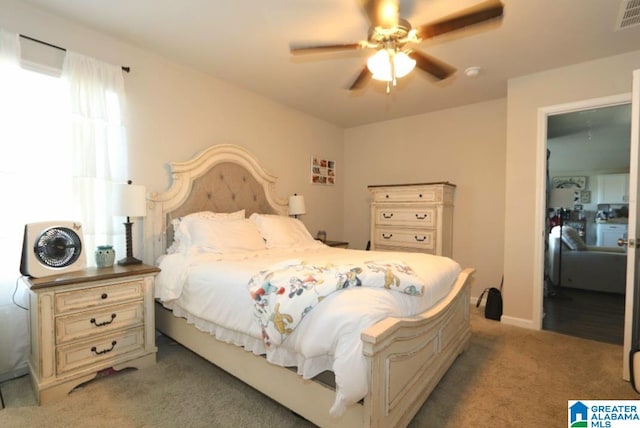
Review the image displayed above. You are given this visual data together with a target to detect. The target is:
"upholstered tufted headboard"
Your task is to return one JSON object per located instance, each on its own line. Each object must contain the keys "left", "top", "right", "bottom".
{"left": 144, "top": 144, "right": 288, "bottom": 263}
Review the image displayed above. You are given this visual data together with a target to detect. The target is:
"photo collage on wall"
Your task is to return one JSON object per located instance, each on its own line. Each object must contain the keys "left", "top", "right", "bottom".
{"left": 311, "top": 156, "right": 335, "bottom": 185}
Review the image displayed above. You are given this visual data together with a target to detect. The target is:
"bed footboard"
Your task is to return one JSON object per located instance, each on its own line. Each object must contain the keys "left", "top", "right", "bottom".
{"left": 155, "top": 267, "right": 473, "bottom": 427}
{"left": 361, "top": 268, "right": 473, "bottom": 427}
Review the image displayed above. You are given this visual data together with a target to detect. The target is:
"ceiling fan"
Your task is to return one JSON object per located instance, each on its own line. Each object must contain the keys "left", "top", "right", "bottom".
{"left": 289, "top": 0, "right": 504, "bottom": 93}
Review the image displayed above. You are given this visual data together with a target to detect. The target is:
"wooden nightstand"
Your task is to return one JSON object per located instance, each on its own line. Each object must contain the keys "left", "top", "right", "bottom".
{"left": 323, "top": 240, "right": 349, "bottom": 249}
{"left": 24, "top": 264, "right": 160, "bottom": 404}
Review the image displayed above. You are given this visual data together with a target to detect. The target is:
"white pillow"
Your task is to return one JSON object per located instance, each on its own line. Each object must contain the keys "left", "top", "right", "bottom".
{"left": 168, "top": 210, "right": 245, "bottom": 254}
{"left": 249, "top": 213, "right": 316, "bottom": 249}
{"left": 187, "top": 218, "right": 265, "bottom": 253}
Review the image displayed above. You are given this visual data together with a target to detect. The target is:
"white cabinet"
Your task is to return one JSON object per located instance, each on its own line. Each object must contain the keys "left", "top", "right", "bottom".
{"left": 598, "top": 173, "right": 629, "bottom": 204}
{"left": 26, "top": 264, "right": 159, "bottom": 404}
{"left": 368, "top": 182, "right": 455, "bottom": 257}
{"left": 596, "top": 223, "right": 628, "bottom": 247}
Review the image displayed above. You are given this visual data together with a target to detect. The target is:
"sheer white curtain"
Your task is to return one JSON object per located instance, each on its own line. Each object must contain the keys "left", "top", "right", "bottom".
{"left": 0, "top": 32, "right": 129, "bottom": 379}
{"left": 0, "top": 28, "right": 30, "bottom": 381}
{"left": 62, "top": 51, "right": 128, "bottom": 254}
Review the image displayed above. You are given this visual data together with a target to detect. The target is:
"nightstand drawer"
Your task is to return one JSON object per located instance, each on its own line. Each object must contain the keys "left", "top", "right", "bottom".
{"left": 56, "top": 327, "right": 145, "bottom": 375}
{"left": 373, "top": 228, "right": 437, "bottom": 251}
{"left": 374, "top": 207, "right": 437, "bottom": 227}
{"left": 56, "top": 302, "right": 145, "bottom": 344}
{"left": 55, "top": 280, "right": 143, "bottom": 314}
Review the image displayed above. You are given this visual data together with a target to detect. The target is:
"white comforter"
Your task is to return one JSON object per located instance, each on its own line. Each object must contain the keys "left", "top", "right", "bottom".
{"left": 155, "top": 243, "right": 461, "bottom": 417}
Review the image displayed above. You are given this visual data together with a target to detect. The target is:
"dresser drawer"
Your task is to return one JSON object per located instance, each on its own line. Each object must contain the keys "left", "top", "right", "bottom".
{"left": 56, "top": 302, "right": 145, "bottom": 344}
{"left": 373, "top": 228, "right": 437, "bottom": 250}
{"left": 55, "top": 280, "right": 144, "bottom": 314}
{"left": 374, "top": 207, "right": 437, "bottom": 227}
{"left": 374, "top": 244, "right": 436, "bottom": 255}
{"left": 56, "top": 327, "right": 145, "bottom": 375}
{"left": 371, "top": 187, "right": 442, "bottom": 203}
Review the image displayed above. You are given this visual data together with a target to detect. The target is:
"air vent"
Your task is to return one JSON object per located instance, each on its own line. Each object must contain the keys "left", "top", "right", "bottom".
{"left": 617, "top": 0, "right": 640, "bottom": 29}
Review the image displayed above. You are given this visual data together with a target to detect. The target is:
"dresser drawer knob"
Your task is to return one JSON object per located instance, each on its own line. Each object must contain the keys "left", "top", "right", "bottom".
{"left": 415, "top": 214, "right": 427, "bottom": 220}
{"left": 418, "top": 194, "right": 423, "bottom": 198}
{"left": 382, "top": 213, "right": 393, "bottom": 219}
{"left": 382, "top": 233, "right": 393, "bottom": 239}
{"left": 414, "top": 235, "right": 427, "bottom": 242}
{"left": 91, "top": 340, "right": 117, "bottom": 355}
{"left": 101, "top": 293, "right": 108, "bottom": 300}
{"left": 90, "top": 313, "right": 117, "bottom": 327}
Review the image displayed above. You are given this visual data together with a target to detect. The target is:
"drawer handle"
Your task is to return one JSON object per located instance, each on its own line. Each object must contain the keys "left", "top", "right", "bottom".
{"left": 91, "top": 340, "right": 117, "bottom": 355}
{"left": 415, "top": 214, "right": 428, "bottom": 220}
{"left": 382, "top": 213, "right": 393, "bottom": 219}
{"left": 382, "top": 233, "right": 393, "bottom": 239}
{"left": 101, "top": 293, "right": 108, "bottom": 300}
{"left": 385, "top": 194, "right": 389, "bottom": 199}
{"left": 414, "top": 235, "right": 427, "bottom": 242}
{"left": 418, "top": 193, "right": 423, "bottom": 198}
{"left": 90, "top": 313, "right": 117, "bottom": 327}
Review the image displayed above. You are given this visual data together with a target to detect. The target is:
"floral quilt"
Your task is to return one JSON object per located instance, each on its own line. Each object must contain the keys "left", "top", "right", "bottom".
{"left": 248, "top": 259, "right": 425, "bottom": 346}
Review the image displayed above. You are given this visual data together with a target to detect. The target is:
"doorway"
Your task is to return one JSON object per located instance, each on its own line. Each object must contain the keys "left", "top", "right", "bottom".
{"left": 541, "top": 100, "right": 631, "bottom": 344}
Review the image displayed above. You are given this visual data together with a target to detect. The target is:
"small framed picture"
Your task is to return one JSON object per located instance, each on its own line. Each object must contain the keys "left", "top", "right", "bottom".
{"left": 579, "top": 190, "right": 591, "bottom": 204}
{"left": 311, "top": 156, "right": 335, "bottom": 185}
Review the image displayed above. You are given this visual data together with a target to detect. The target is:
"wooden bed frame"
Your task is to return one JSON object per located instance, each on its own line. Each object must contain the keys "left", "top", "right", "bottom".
{"left": 144, "top": 144, "right": 473, "bottom": 427}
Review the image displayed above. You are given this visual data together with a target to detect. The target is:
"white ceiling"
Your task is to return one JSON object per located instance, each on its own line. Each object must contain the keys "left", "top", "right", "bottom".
{"left": 548, "top": 103, "right": 632, "bottom": 173}
{"left": 20, "top": 0, "right": 640, "bottom": 128}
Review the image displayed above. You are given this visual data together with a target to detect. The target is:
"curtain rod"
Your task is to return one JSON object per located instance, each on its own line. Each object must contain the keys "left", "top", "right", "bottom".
{"left": 19, "top": 34, "right": 131, "bottom": 73}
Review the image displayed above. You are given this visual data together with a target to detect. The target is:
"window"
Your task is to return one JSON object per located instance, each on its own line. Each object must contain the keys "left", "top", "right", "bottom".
{"left": 0, "top": 39, "right": 128, "bottom": 285}
{"left": 0, "top": 66, "right": 71, "bottom": 284}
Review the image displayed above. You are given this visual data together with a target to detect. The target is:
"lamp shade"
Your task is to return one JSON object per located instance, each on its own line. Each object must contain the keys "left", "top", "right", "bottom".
{"left": 114, "top": 182, "right": 147, "bottom": 217}
{"left": 367, "top": 50, "right": 416, "bottom": 82}
{"left": 549, "top": 188, "right": 576, "bottom": 209}
{"left": 288, "top": 194, "right": 306, "bottom": 216}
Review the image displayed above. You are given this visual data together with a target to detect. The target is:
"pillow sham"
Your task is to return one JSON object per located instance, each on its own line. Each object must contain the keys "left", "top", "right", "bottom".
{"left": 168, "top": 210, "right": 245, "bottom": 254}
{"left": 187, "top": 218, "right": 265, "bottom": 253}
{"left": 249, "top": 213, "right": 316, "bottom": 249}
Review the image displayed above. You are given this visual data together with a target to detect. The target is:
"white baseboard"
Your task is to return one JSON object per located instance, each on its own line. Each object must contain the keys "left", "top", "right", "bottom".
{"left": 500, "top": 315, "right": 536, "bottom": 330}
{"left": 470, "top": 297, "right": 536, "bottom": 330}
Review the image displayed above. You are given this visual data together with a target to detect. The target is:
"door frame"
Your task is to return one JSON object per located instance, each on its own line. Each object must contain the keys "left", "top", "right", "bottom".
{"left": 533, "top": 93, "right": 632, "bottom": 330}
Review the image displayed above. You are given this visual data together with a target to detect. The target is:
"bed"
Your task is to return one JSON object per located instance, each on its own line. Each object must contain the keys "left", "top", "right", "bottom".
{"left": 144, "top": 144, "right": 474, "bottom": 427}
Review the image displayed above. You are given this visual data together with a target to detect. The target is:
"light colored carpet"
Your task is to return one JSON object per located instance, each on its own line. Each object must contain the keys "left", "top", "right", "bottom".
{"left": 0, "top": 308, "right": 637, "bottom": 427}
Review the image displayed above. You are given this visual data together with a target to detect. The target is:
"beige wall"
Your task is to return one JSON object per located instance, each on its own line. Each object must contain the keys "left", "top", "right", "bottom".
{"left": 343, "top": 99, "right": 507, "bottom": 298}
{"left": 504, "top": 50, "right": 640, "bottom": 327}
{"left": 0, "top": 0, "right": 345, "bottom": 259}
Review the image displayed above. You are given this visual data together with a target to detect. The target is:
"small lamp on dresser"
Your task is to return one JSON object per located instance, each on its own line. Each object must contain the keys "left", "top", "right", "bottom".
{"left": 114, "top": 180, "right": 146, "bottom": 265}
{"left": 288, "top": 193, "right": 306, "bottom": 219}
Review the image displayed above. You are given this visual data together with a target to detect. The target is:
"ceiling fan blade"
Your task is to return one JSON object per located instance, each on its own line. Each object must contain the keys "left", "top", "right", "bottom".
{"left": 290, "top": 42, "right": 362, "bottom": 55}
{"left": 362, "top": 0, "right": 399, "bottom": 28}
{"left": 348, "top": 66, "right": 371, "bottom": 90}
{"left": 416, "top": 0, "right": 504, "bottom": 40}
{"left": 408, "top": 51, "right": 456, "bottom": 80}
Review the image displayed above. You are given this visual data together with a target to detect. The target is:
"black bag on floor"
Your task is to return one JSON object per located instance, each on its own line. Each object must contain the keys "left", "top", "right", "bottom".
{"left": 476, "top": 277, "right": 503, "bottom": 321}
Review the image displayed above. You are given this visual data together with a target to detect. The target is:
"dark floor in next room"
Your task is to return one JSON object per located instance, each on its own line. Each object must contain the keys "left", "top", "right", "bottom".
{"left": 543, "top": 287, "right": 625, "bottom": 345}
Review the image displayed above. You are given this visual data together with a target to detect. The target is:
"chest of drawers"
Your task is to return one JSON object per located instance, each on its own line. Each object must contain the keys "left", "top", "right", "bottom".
{"left": 368, "top": 182, "right": 455, "bottom": 256}
{"left": 25, "top": 264, "right": 160, "bottom": 404}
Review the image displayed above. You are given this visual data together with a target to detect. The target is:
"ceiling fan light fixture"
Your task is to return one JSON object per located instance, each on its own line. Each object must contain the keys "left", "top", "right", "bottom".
{"left": 367, "top": 50, "right": 416, "bottom": 82}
